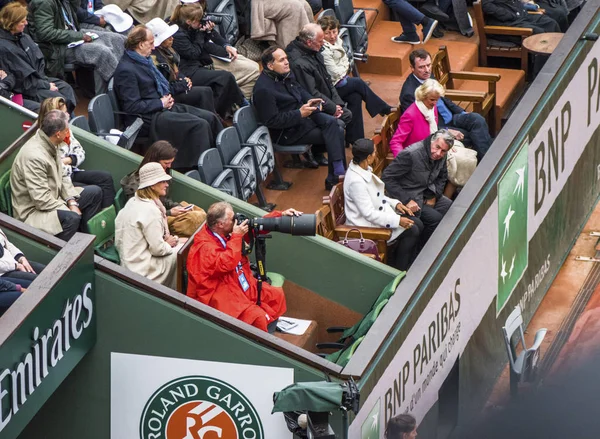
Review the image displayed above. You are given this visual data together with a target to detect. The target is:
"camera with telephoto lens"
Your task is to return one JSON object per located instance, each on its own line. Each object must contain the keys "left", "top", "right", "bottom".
{"left": 201, "top": 14, "right": 223, "bottom": 25}
{"left": 234, "top": 213, "right": 316, "bottom": 236}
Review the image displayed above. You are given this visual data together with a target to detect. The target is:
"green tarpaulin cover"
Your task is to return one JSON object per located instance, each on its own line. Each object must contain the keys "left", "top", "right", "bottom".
{"left": 272, "top": 382, "right": 344, "bottom": 414}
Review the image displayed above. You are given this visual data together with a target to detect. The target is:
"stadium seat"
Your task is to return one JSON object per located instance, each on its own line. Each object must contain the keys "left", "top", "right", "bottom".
{"left": 503, "top": 305, "right": 547, "bottom": 397}
{"left": 338, "top": 27, "right": 360, "bottom": 77}
{"left": 0, "top": 170, "right": 12, "bottom": 217}
{"left": 233, "top": 106, "right": 292, "bottom": 191}
{"left": 334, "top": 0, "right": 369, "bottom": 61}
{"left": 216, "top": 127, "right": 272, "bottom": 209}
{"left": 114, "top": 188, "right": 126, "bottom": 213}
{"left": 88, "top": 94, "right": 143, "bottom": 150}
{"left": 198, "top": 148, "right": 240, "bottom": 198}
{"left": 87, "top": 205, "right": 120, "bottom": 264}
{"left": 184, "top": 170, "right": 202, "bottom": 181}
{"left": 472, "top": 0, "right": 531, "bottom": 76}
{"left": 70, "top": 115, "right": 91, "bottom": 132}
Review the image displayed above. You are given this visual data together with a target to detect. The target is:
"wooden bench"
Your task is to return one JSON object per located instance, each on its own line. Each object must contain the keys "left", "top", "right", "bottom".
{"left": 373, "top": 108, "right": 401, "bottom": 174}
{"left": 433, "top": 44, "right": 526, "bottom": 135}
{"left": 473, "top": 0, "right": 533, "bottom": 76}
{"left": 320, "top": 182, "right": 392, "bottom": 262}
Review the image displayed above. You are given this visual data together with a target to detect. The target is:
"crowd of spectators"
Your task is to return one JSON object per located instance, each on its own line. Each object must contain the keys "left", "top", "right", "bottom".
{"left": 0, "top": 0, "right": 584, "bottom": 325}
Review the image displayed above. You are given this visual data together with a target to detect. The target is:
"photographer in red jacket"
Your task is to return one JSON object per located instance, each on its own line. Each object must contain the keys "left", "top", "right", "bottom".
{"left": 186, "top": 201, "right": 303, "bottom": 331}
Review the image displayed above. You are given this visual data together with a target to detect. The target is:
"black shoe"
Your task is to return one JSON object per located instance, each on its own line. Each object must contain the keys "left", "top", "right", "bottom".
{"left": 422, "top": 19, "right": 439, "bottom": 44}
{"left": 315, "top": 154, "right": 329, "bottom": 166}
{"left": 432, "top": 27, "right": 445, "bottom": 38}
{"left": 420, "top": 3, "right": 449, "bottom": 21}
{"left": 325, "top": 178, "right": 336, "bottom": 191}
{"left": 391, "top": 33, "right": 420, "bottom": 44}
{"left": 303, "top": 152, "right": 319, "bottom": 169}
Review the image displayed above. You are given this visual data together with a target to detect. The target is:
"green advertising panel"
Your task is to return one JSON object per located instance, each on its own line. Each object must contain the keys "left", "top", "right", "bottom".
{"left": 497, "top": 141, "right": 529, "bottom": 314}
{"left": 0, "top": 236, "right": 96, "bottom": 439}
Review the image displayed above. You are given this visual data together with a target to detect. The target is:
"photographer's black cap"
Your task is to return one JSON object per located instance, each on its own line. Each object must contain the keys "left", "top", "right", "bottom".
{"left": 352, "top": 138, "right": 375, "bottom": 163}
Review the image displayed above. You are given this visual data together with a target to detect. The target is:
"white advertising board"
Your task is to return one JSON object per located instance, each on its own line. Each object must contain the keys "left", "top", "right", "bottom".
{"left": 111, "top": 353, "right": 294, "bottom": 439}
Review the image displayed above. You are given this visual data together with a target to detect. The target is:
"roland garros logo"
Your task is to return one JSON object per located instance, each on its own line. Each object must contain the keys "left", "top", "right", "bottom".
{"left": 140, "top": 376, "right": 265, "bottom": 439}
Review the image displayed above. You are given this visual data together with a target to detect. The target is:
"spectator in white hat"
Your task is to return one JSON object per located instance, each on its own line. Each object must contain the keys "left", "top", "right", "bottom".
{"left": 146, "top": 17, "right": 219, "bottom": 115}
{"left": 115, "top": 162, "right": 185, "bottom": 289}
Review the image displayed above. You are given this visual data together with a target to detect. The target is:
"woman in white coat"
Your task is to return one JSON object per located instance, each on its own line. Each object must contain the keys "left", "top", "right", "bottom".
{"left": 343, "top": 139, "right": 422, "bottom": 271}
{"left": 115, "top": 162, "right": 186, "bottom": 289}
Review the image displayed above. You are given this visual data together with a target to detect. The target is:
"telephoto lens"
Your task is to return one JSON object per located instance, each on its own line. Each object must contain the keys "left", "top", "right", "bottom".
{"left": 253, "top": 214, "right": 316, "bottom": 236}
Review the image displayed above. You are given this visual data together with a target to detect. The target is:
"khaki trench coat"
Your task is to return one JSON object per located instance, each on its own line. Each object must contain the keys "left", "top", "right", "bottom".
{"left": 11, "top": 130, "right": 82, "bottom": 236}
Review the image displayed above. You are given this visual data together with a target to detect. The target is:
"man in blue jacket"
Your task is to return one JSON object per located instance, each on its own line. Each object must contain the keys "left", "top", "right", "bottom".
{"left": 253, "top": 46, "right": 346, "bottom": 190}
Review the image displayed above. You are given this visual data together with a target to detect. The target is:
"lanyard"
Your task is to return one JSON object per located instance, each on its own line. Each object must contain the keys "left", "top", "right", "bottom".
{"left": 212, "top": 231, "right": 243, "bottom": 274}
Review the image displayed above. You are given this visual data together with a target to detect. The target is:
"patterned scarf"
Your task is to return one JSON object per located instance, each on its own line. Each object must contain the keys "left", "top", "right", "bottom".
{"left": 126, "top": 50, "right": 170, "bottom": 97}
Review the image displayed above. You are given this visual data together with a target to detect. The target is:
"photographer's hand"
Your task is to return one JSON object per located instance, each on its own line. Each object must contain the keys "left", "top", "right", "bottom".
{"left": 282, "top": 208, "right": 303, "bottom": 217}
{"left": 232, "top": 219, "right": 249, "bottom": 236}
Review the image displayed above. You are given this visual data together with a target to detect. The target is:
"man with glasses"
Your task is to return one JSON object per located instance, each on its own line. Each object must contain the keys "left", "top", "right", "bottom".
{"left": 382, "top": 130, "right": 453, "bottom": 245}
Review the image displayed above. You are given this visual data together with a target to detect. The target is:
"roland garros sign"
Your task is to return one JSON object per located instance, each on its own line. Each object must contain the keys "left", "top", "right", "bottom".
{"left": 140, "top": 376, "right": 264, "bottom": 439}
{"left": 111, "top": 353, "right": 293, "bottom": 438}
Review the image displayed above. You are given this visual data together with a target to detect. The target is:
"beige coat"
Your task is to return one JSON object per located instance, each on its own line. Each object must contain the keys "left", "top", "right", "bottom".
{"left": 105, "top": 0, "right": 179, "bottom": 24}
{"left": 115, "top": 195, "right": 178, "bottom": 289}
{"left": 322, "top": 38, "right": 350, "bottom": 86}
{"left": 251, "top": 0, "right": 314, "bottom": 48}
{"left": 11, "top": 130, "right": 82, "bottom": 236}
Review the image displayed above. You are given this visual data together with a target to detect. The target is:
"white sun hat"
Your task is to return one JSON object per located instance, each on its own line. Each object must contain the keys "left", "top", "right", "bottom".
{"left": 146, "top": 18, "right": 179, "bottom": 47}
{"left": 94, "top": 4, "right": 134, "bottom": 33}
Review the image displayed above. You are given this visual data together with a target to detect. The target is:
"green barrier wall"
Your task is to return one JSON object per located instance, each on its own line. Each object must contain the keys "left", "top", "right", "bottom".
{"left": 17, "top": 270, "right": 346, "bottom": 438}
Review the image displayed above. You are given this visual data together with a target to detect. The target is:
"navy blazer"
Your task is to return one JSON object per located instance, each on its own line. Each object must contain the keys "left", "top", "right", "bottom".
{"left": 113, "top": 54, "right": 164, "bottom": 127}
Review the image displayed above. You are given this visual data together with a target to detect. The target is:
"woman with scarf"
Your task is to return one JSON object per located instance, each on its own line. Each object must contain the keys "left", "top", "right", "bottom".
{"left": 146, "top": 17, "right": 218, "bottom": 114}
{"left": 389, "top": 79, "right": 465, "bottom": 157}
{"left": 113, "top": 25, "right": 219, "bottom": 171}
{"left": 115, "top": 162, "right": 185, "bottom": 289}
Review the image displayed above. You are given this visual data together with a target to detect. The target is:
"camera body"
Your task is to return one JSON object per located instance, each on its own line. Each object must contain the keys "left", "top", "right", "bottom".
{"left": 201, "top": 14, "right": 223, "bottom": 25}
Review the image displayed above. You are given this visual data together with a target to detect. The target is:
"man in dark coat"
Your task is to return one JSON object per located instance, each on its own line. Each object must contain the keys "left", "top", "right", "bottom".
{"left": 253, "top": 46, "right": 347, "bottom": 190}
{"left": 481, "top": 0, "right": 561, "bottom": 34}
{"left": 285, "top": 23, "right": 357, "bottom": 144}
{"left": 400, "top": 49, "right": 493, "bottom": 161}
{"left": 382, "top": 130, "right": 453, "bottom": 244}
{"left": 113, "top": 26, "right": 221, "bottom": 170}
{"left": 0, "top": 4, "right": 76, "bottom": 112}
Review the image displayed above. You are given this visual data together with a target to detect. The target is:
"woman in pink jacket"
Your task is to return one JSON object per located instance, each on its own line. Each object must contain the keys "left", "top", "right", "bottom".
{"left": 389, "top": 79, "right": 444, "bottom": 157}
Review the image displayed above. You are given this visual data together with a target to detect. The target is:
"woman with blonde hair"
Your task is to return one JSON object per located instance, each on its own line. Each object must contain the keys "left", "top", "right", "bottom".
{"left": 0, "top": 2, "right": 76, "bottom": 111}
{"left": 171, "top": 2, "right": 258, "bottom": 102}
{"left": 115, "top": 162, "right": 185, "bottom": 289}
{"left": 37, "top": 97, "right": 115, "bottom": 209}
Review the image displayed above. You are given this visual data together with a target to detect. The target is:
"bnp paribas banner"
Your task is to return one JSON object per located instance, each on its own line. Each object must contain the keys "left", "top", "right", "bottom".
{"left": 111, "top": 353, "right": 294, "bottom": 439}
{"left": 350, "top": 38, "right": 600, "bottom": 438}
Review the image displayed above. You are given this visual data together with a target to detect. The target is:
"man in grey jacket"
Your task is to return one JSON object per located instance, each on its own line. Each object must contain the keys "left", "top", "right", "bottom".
{"left": 382, "top": 130, "right": 453, "bottom": 244}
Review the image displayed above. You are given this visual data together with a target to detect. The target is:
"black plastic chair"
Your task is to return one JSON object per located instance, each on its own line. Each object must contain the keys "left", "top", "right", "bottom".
{"left": 235, "top": 105, "right": 311, "bottom": 181}
{"left": 233, "top": 106, "right": 292, "bottom": 193}
{"left": 70, "top": 115, "right": 91, "bottom": 132}
{"left": 198, "top": 148, "right": 239, "bottom": 198}
{"left": 185, "top": 170, "right": 202, "bottom": 181}
{"left": 333, "top": 0, "right": 370, "bottom": 62}
{"left": 339, "top": 27, "right": 360, "bottom": 78}
{"left": 88, "top": 94, "right": 143, "bottom": 150}
{"left": 215, "top": 127, "right": 269, "bottom": 207}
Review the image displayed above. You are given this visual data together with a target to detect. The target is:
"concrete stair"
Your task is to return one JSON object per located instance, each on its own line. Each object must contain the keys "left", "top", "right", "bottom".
{"left": 353, "top": 0, "right": 390, "bottom": 28}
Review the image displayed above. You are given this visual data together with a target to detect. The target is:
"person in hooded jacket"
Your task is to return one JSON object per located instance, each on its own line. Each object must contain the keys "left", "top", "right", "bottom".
{"left": 0, "top": 2, "right": 76, "bottom": 111}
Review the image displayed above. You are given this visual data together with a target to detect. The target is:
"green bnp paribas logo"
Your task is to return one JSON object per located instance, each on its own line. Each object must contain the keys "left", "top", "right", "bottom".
{"left": 497, "top": 141, "right": 529, "bottom": 314}
{"left": 140, "top": 376, "right": 264, "bottom": 439}
{"left": 361, "top": 399, "right": 380, "bottom": 439}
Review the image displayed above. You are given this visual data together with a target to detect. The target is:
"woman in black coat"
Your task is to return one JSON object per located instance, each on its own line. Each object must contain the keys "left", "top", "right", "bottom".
{"left": 146, "top": 17, "right": 217, "bottom": 115}
{"left": 0, "top": 3, "right": 77, "bottom": 111}
{"left": 113, "top": 26, "right": 221, "bottom": 171}
{"left": 170, "top": 3, "right": 245, "bottom": 118}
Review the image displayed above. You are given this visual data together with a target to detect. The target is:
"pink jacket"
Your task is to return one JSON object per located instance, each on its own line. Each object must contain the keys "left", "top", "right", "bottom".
{"left": 389, "top": 103, "right": 439, "bottom": 157}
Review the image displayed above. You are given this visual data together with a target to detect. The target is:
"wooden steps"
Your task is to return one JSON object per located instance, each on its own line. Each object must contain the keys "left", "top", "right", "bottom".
{"left": 358, "top": 21, "right": 480, "bottom": 75}
{"left": 354, "top": 0, "right": 390, "bottom": 28}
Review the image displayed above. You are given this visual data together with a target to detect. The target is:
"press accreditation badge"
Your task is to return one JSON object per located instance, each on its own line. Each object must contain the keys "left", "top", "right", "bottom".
{"left": 238, "top": 272, "right": 250, "bottom": 292}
